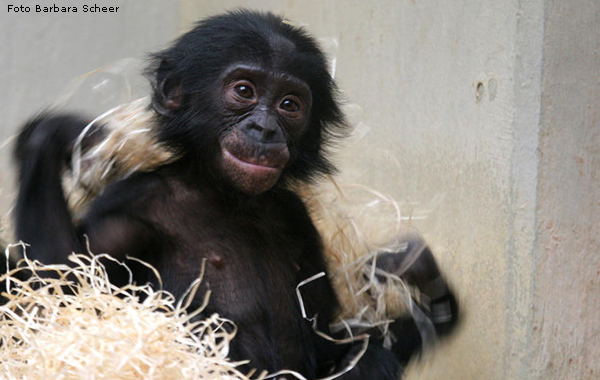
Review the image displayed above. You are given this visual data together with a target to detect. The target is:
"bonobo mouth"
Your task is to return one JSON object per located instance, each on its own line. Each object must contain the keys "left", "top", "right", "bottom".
{"left": 223, "top": 148, "right": 283, "bottom": 174}
{"left": 219, "top": 136, "right": 290, "bottom": 195}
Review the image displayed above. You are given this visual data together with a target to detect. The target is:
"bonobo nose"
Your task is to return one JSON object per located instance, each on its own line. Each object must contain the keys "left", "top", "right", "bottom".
{"left": 241, "top": 120, "right": 284, "bottom": 144}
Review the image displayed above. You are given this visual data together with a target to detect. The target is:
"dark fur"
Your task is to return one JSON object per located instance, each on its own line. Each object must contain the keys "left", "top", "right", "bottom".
{"left": 12, "top": 10, "right": 458, "bottom": 378}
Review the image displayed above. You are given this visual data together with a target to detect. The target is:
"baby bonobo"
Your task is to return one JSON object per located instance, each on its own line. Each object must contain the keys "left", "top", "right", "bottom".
{"left": 13, "top": 10, "right": 458, "bottom": 379}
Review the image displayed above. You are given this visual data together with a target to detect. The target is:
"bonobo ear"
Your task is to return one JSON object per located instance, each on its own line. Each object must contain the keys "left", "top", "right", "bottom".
{"left": 151, "top": 58, "right": 185, "bottom": 117}
{"left": 152, "top": 75, "right": 184, "bottom": 117}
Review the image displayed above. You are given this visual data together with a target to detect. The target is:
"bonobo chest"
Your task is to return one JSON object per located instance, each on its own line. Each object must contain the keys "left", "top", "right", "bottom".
{"left": 146, "top": 182, "right": 318, "bottom": 371}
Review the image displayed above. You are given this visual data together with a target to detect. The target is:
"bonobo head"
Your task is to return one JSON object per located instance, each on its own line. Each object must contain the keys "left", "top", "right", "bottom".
{"left": 147, "top": 10, "right": 345, "bottom": 195}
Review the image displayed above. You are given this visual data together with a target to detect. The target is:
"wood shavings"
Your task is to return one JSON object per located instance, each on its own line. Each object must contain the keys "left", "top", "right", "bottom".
{"left": 0, "top": 247, "right": 250, "bottom": 380}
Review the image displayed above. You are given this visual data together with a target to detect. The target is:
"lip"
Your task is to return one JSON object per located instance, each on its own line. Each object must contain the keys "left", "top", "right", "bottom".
{"left": 223, "top": 148, "right": 283, "bottom": 173}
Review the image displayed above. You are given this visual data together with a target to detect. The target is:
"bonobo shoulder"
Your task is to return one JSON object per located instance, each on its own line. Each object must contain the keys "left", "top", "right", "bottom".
{"left": 86, "top": 171, "right": 169, "bottom": 218}
{"left": 270, "top": 187, "right": 313, "bottom": 219}
{"left": 268, "top": 187, "right": 322, "bottom": 241}
{"left": 271, "top": 187, "right": 306, "bottom": 209}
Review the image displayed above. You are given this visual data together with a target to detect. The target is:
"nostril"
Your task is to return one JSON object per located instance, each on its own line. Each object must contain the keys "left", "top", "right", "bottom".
{"left": 250, "top": 123, "right": 264, "bottom": 133}
{"left": 244, "top": 122, "right": 264, "bottom": 134}
{"left": 240, "top": 120, "right": 283, "bottom": 144}
{"left": 242, "top": 122, "right": 261, "bottom": 138}
{"left": 263, "top": 128, "right": 275, "bottom": 138}
{"left": 243, "top": 122, "right": 273, "bottom": 142}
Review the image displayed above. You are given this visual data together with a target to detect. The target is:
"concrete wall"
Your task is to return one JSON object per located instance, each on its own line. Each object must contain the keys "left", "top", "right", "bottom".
{"left": 1, "top": 1, "right": 598, "bottom": 379}
{"left": 531, "top": 1, "right": 600, "bottom": 379}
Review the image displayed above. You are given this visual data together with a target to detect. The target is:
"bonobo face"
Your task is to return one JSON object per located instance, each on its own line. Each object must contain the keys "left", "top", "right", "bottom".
{"left": 217, "top": 64, "right": 312, "bottom": 195}
{"left": 150, "top": 12, "right": 341, "bottom": 190}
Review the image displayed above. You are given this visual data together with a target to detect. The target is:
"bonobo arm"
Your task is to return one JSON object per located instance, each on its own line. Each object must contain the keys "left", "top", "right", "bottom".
{"left": 14, "top": 113, "right": 158, "bottom": 269}
{"left": 331, "top": 235, "right": 459, "bottom": 378}
{"left": 14, "top": 114, "right": 94, "bottom": 263}
{"left": 283, "top": 190, "right": 403, "bottom": 379}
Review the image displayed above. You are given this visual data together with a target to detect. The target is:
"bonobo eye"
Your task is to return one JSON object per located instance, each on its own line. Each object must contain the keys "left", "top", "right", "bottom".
{"left": 235, "top": 85, "right": 253, "bottom": 98}
{"left": 279, "top": 96, "right": 303, "bottom": 116}
{"left": 233, "top": 81, "right": 256, "bottom": 100}
{"left": 225, "top": 80, "right": 258, "bottom": 109}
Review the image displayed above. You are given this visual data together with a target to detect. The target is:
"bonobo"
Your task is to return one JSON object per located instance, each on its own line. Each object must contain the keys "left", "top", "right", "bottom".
{"left": 13, "top": 10, "right": 458, "bottom": 379}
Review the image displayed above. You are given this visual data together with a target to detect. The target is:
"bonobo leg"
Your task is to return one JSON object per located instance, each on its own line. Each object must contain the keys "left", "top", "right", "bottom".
{"left": 375, "top": 234, "right": 459, "bottom": 364}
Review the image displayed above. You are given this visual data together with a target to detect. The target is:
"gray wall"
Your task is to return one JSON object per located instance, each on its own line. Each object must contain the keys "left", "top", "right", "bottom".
{"left": 532, "top": 2, "right": 599, "bottom": 378}
{"left": 1, "top": 1, "right": 599, "bottom": 379}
